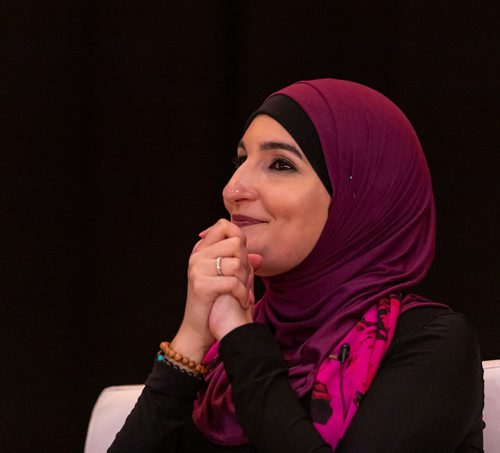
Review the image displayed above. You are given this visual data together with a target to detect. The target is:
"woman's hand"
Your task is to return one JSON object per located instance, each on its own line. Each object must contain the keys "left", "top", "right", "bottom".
{"left": 171, "top": 219, "right": 262, "bottom": 361}
{"left": 208, "top": 252, "right": 261, "bottom": 340}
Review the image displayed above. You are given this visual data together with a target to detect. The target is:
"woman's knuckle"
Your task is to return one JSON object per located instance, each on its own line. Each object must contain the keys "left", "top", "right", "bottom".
{"left": 229, "top": 276, "right": 239, "bottom": 289}
{"left": 192, "top": 278, "right": 204, "bottom": 295}
{"left": 229, "top": 236, "right": 242, "bottom": 249}
{"left": 187, "top": 261, "right": 199, "bottom": 277}
{"left": 217, "top": 218, "right": 228, "bottom": 227}
{"left": 188, "top": 255, "right": 196, "bottom": 266}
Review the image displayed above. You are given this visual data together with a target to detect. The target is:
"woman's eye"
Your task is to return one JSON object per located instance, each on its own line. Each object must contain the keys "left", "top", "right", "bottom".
{"left": 233, "top": 155, "right": 247, "bottom": 168}
{"left": 270, "top": 158, "right": 296, "bottom": 171}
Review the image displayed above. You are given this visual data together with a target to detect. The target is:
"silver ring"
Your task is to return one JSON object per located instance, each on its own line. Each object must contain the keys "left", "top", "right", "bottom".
{"left": 215, "top": 256, "right": 223, "bottom": 276}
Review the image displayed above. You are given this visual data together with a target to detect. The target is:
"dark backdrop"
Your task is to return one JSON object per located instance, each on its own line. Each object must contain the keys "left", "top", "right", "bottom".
{"left": 2, "top": 1, "right": 499, "bottom": 451}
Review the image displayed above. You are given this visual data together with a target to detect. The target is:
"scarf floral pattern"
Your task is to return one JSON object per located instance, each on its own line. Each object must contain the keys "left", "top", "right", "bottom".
{"left": 311, "top": 294, "right": 401, "bottom": 448}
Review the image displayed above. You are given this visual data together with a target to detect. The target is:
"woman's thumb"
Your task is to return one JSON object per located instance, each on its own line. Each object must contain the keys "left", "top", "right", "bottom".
{"left": 248, "top": 254, "right": 264, "bottom": 270}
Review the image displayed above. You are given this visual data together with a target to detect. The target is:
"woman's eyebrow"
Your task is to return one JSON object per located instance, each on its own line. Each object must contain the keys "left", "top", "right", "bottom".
{"left": 237, "top": 140, "right": 303, "bottom": 160}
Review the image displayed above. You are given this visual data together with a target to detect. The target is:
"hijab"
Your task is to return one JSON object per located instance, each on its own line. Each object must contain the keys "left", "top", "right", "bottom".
{"left": 193, "top": 79, "right": 443, "bottom": 446}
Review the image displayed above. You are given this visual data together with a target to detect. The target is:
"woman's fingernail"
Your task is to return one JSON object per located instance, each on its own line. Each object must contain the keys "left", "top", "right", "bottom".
{"left": 192, "top": 239, "right": 203, "bottom": 253}
{"left": 248, "top": 254, "right": 264, "bottom": 270}
{"left": 198, "top": 226, "right": 212, "bottom": 238}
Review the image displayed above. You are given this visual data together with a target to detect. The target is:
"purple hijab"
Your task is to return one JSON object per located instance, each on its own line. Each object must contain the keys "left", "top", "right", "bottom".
{"left": 193, "top": 79, "right": 441, "bottom": 444}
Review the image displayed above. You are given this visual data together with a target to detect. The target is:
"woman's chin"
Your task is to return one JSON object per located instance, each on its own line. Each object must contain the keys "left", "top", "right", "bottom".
{"left": 254, "top": 261, "right": 283, "bottom": 278}
{"left": 255, "top": 269, "right": 272, "bottom": 277}
{"left": 254, "top": 268, "right": 267, "bottom": 277}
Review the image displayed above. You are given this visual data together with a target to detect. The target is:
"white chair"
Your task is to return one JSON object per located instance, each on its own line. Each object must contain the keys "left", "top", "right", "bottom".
{"left": 84, "top": 361, "right": 500, "bottom": 453}
{"left": 483, "top": 359, "right": 500, "bottom": 452}
{"left": 84, "top": 385, "right": 144, "bottom": 453}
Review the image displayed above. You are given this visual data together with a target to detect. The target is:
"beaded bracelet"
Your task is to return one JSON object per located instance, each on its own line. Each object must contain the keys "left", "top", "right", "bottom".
{"left": 159, "top": 341, "right": 208, "bottom": 376}
{"left": 156, "top": 352, "right": 204, "bottom": 381}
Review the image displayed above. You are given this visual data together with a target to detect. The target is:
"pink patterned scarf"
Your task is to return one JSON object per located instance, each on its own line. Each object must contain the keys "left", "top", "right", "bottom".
{"left": 311, "top": 295, "right": 400, "bottom": 448}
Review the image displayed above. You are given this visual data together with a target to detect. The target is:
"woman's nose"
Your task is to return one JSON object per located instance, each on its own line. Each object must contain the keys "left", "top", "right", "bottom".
{"left": 222, "top": 165, "right": 257, "bottom": 204}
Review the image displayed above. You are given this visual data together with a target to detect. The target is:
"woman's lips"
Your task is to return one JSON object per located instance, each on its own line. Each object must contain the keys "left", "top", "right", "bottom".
{"left": 231, "top": 215, "right": 266, "bottom": 227}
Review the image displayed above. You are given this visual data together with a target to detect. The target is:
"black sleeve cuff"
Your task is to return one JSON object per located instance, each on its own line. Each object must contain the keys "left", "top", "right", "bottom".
{"left": 146, "top": 357, "right": 205, "bottom": 399}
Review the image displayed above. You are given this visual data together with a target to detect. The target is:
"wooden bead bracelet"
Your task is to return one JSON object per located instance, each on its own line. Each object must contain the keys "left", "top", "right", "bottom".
{"left": 159, "top": 341, "right": 208, "bottom": 376}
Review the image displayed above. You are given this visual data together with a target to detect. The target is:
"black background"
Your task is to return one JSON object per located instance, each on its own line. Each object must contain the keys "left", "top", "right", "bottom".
{"left": 2, "top": 1, "right": 499, "bottom": 451}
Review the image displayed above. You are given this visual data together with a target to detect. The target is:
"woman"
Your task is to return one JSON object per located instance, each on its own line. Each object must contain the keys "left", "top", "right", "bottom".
{"left": 110, "top": 79, "right": 484, "bottom": 452}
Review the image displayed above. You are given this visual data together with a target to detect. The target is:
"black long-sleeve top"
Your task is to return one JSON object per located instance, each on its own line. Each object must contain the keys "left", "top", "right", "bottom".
{"left": 110, "top": 308, "right": 484, "bottom": 452}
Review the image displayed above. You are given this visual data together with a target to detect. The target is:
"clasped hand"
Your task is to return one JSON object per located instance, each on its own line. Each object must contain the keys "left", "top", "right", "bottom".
{"left": 174, "top": 219, "right": 263, "bottom": 359}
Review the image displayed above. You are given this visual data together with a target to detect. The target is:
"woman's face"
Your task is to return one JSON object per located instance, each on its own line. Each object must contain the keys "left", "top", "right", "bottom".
{"left": 223, "top": 114, "right": 331, "bottom": 276}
